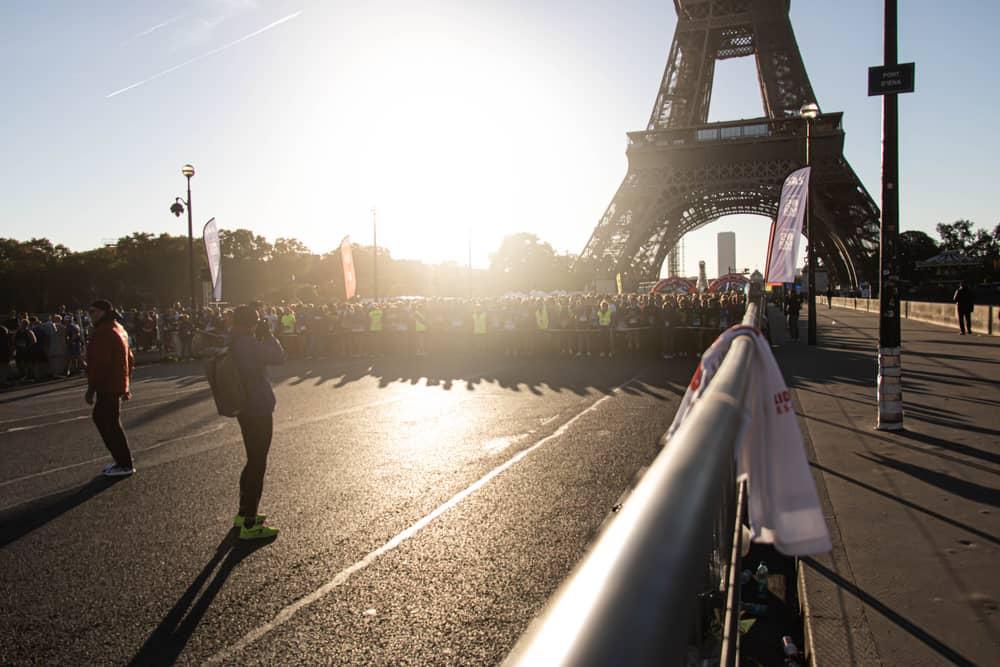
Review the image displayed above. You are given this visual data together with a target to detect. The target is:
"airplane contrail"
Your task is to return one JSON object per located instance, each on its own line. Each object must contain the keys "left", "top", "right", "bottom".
{"left": 119, "top": 15, "right": 186, "bottom": 46}
{"left": 107, "top": 11, "right": 302, "bottom": 99}
{"left": 135, "top": 16, "right": 184, "bottom": 38}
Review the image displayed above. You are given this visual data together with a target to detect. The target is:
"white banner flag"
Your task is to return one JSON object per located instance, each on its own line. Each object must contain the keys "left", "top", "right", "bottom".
{"left": 765, "top": 167, "right": 811, "bottom": 285}
{"left": 203, "top": 218, "right": 222, "bottom": 302}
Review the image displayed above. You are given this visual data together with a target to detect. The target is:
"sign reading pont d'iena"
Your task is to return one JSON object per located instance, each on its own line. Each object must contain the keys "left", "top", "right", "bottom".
{"left": 868, "top": 62, "right": 915, "bottom": 96}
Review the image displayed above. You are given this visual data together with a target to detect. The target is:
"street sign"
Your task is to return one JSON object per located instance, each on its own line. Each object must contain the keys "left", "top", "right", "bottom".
{"left": 868, "top": 63, "right": 915, "bottom": 96}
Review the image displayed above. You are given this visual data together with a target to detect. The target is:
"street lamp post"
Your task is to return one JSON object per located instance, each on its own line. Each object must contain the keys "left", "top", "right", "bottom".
{"left": 371, "top": 207, "right": 378, "bottom": 301}
{"left": 800, "top": 102, "right": 820, "bottom": 345}
{"left": 170, "top": 164, "right": 197, "bottom": 313}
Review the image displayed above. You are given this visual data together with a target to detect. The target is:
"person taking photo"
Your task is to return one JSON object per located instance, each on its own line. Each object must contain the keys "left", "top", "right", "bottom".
{"left": 230, "top": 305, "right": 286, "bottom": 540}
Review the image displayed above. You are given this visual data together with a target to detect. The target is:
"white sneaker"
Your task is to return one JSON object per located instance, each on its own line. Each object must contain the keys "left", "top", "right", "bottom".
{"left": 102, "top": 464, "right": 135, "bottom": 477}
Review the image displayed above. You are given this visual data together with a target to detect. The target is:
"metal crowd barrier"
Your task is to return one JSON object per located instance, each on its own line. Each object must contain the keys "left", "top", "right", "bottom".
{"left": 505, "top": 303, "right": 761, "bottom": 667}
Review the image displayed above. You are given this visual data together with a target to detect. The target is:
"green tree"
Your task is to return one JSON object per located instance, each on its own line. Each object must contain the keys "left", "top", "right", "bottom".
{"left": 489, "top": 233, "right": 574, "bottom": 292}
{"left": 935, "top": 220, "right": 999, "bottom": 281}
{"left": 935, "top": 220, "right": 975, "bottom": 252}
{"left": 898, "top": 230, "right": 939, "bottom": 285}
{"left": 0, "top": 238, "right": 71, "bottom": 310}
{"left": 219, "top": 229, "right": 272, "bottom": 261}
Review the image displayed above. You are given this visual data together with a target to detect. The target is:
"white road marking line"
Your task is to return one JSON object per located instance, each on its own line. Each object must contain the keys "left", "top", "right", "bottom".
{"left": 0, "top": 376, "right": 203, "bottom": 410}
{"left": 0, "top": 382, "right": 88, "bottom": 404}
{"left": 0, "top": 387, "right": 207, "bottom": 427}
{"left": 3, "top": 415, "right": 90, "bottom": 433}
{"left": 0, "top": 396, "right": 413, "bottom": 494}
{"left": 288, "top": 397, "right": 408, "bottom": 430}
{"left": 482, "top": 434, "right": 528, "bottom": 453}
{"left": 203, "top": 373, "right": 642, "bottom": 665}
{"left": 0, "top": 425, "right": 227, "bottom": 491}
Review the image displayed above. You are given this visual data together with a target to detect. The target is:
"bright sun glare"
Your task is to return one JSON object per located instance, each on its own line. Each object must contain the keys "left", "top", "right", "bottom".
{"left": 293, "top": 10, "right": 578, "bottom": 267}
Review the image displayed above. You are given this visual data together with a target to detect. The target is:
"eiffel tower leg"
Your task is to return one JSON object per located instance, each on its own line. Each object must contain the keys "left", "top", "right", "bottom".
{"left": 579, "top": 177, "right": 636, "bottom": 277}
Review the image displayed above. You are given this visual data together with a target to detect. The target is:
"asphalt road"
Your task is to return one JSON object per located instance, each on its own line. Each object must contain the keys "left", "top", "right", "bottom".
{"left": 0, "top": 352, "right": 696, "bottom": 666}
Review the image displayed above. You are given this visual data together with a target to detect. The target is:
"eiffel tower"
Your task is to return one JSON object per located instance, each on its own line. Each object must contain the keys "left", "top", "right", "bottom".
{"left": 578, "top": 0, "right": 879, "bottom": 288}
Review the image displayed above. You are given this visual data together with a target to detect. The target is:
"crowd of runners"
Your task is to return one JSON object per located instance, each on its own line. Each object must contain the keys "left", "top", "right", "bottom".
{"left": 257, "top": 292, "right": 748, "bottom": 360}
{"left": 1, "top": 290, "right": 748, "bottom": 383}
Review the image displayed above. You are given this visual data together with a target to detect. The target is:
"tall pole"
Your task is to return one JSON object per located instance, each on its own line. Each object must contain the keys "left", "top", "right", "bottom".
{"left": 186, "top": 175, "right": 196, "bottom": 313}
{"left": 877, "top": 0, "right": 903, "bottom": 430}
{"left": 371, "top": 207, "right": 378, "bottom": 301}
{"left": 806, "top": 116, "right": 817, "bottom": 345}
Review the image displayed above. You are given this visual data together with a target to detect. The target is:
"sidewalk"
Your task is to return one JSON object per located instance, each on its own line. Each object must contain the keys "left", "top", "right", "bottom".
{"left": 771, "top": 305, "right": 1000, "bottom": 666}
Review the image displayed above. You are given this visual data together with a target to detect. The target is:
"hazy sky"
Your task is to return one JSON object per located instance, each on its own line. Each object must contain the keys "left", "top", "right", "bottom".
{"left": 2, "top": 0, "right": 997, "bottom": 279}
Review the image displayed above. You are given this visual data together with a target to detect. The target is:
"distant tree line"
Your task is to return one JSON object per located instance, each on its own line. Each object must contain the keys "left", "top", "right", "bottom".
{"left": 0, "top": 230, "right": 580, "bottom": 312}
{"left": 899, "top": 220, "right": 1000, "bottom": 289}
{"left": 3, "top": 221, "right": 995, "bottom": 312}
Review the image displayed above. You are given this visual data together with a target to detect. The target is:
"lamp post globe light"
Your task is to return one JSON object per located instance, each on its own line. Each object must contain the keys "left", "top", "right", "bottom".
{"left": 799, "top": 102, "right": 819, "bottom": 120}
{"left": 170, "top": 164, "right": 198, "bottom": 313}
{"left": 799, "top": 102, "right": 819, "bottom": 345}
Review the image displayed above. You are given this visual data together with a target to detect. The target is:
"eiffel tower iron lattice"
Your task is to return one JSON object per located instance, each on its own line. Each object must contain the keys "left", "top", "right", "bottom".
{"left": 578, "top": 0, "right": 879, "bottom": 288}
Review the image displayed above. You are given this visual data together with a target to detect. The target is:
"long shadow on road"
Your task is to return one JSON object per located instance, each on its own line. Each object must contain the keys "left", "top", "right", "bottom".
{"left": 0, "top": 476, "right": 122, "bottom": 548}
{"left": 128, "top": 530, "right": 274, "bottom": 667}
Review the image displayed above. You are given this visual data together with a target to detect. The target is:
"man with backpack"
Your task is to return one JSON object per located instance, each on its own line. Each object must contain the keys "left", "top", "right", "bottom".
{"left": 226, "top": 305, "right": 285, "bottom": 540}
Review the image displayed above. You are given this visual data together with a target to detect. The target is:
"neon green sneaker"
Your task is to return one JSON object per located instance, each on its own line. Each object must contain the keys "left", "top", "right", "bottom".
{"left": 239, "top": 521, "right": 279, "bottom": 540}
{"left": 233, "top": 514, "right": 268, "bottom": 528}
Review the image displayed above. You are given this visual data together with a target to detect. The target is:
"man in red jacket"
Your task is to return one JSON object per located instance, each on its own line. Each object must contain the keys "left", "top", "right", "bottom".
{"left": 86, "top": 299, "right": 135, "bottom": 477}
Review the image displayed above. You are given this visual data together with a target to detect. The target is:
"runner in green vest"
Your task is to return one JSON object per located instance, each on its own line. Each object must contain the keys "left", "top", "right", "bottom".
{"left": 413, "top": 304, "right": 427, "bottom": 357}
{"left": 472, "top": 305, "right": 487, "bottom": 355}
{"left": 534, "top": 299, "right": 549, "bottom": 357}
{"left": 368, "top": 305, "right": 383, "bottom": 357}
{"left": 597, "top": 301, "right": 613, "bottom": 357}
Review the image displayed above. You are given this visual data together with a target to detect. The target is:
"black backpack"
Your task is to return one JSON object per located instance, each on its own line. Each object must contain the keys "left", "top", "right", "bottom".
{"left": 206, "top": 348, "right": 246, "bottom": 417}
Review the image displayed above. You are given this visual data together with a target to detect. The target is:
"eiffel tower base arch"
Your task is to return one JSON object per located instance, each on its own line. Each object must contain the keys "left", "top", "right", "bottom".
{"left": 578, "top": 0, "right": 879, "bottom": 289}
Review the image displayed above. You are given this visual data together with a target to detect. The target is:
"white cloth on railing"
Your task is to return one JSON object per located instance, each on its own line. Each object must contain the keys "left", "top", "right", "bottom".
{"left": 665, "top": 324, "right": 831, "bottom": 556}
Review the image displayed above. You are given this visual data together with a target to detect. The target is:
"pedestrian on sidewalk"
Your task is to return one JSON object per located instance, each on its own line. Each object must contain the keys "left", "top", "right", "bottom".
{"left": 952, "top": 281, "right": 975, "bottom": 335}
{"left": 85, "top": 299, "right": 135, "bottom": 477}
{"left": 784, "top": 291, "right": 802, "bottom": 341}
{"left": 230, "top": 305, "right": 285, "bottom": 540}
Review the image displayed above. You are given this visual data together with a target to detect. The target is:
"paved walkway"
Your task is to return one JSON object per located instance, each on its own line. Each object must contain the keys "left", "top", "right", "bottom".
{"left": 771, "top": 305, "right": 1000, "bottom": 666}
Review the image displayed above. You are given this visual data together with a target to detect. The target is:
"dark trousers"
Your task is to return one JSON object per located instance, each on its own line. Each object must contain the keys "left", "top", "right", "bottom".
{"left": 93, "top": 393, "right": 132, "bottom": 468}
{"left": 787, "top": 313, "right": 800, "bottom": 340}
{"left": 958, "top": 308, "right": 972, "bottom": 334}
{"left": 236, "top": 414, "right": 273, "bottom": 518}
